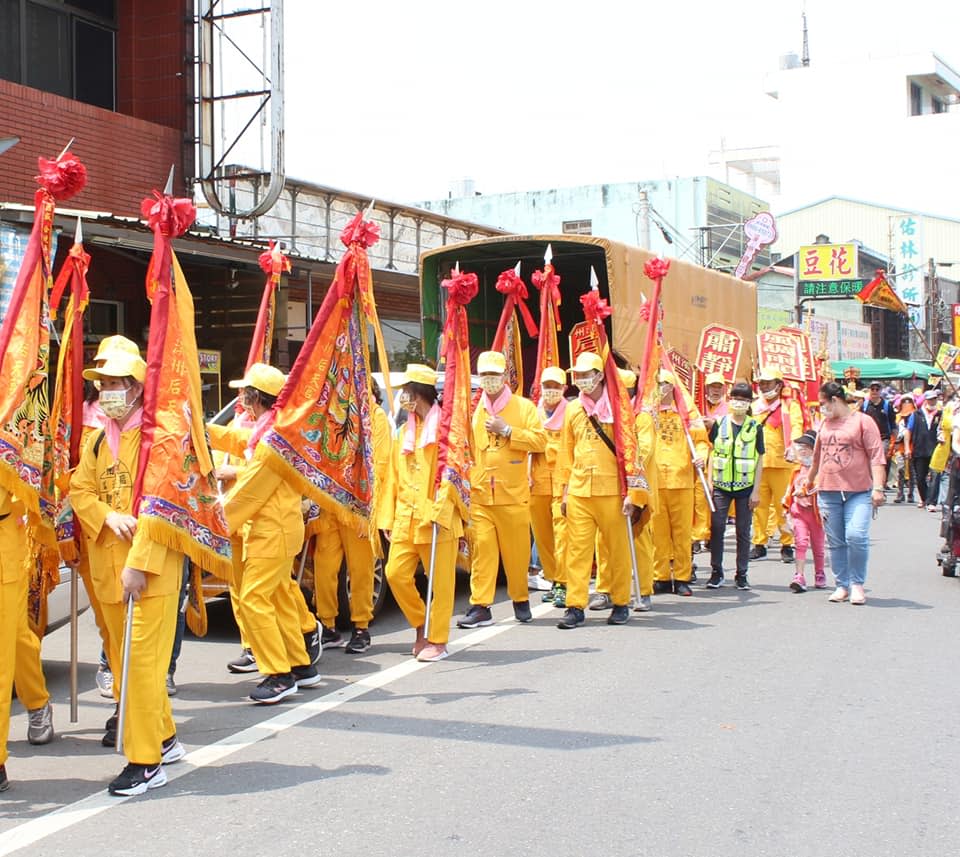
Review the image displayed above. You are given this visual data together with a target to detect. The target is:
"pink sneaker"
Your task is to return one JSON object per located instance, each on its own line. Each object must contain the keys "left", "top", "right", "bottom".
{"left": 789, "top": 573, "right": 807, "bottom": 593}
{"left": 814, "top": 571, "right": 827, "bottom": 589}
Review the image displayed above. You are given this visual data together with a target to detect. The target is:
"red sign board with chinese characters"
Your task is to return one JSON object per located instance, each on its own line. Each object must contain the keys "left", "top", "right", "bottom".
{"left": 667, "top": 347, "right": 695, "bottom": 394}
{"left": 568, "top": 321, "right": 602, "bottom": 364}
{"left": 757, "top": 329, "right": 805, "bottom": 381}
{"left": 778, "top": 326, "right": 816, "bottom": 381}
{"left": 953, "top": 304, "right": 960, "bottom": 347}
{"left": 696, "top": 324, "right": 743, "bottom": 383}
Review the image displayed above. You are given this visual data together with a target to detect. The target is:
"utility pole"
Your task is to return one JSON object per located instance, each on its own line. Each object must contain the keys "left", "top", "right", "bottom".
{"left": 638, "top": 189, "right": 651, "bottom": 250}
{"left": 928, "top": 257, "right": 938, "bottom": 353}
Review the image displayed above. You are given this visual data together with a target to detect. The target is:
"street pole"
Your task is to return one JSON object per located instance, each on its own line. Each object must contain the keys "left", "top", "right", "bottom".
{"left": 928, "top": 257, "right": 937, "bottom": 354}
{"left": 638, "top": 190, "right": 651, "bottom": 250}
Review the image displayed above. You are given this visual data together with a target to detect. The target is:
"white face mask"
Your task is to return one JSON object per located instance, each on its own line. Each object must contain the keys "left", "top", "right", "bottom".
{"left": 99, "top": 388, "right": 132, "bottom": 421}
{"left": 820, "top": 401, "right": 837, "bottom": 419}
{"left": 479, "top": 377, "right": 505, "bottom": 397}
{"left": 398, "top": 390, "right": 414, "bottom": 411}
{"left": 541, "top": 389, "right": 563, "bottom": 406}
{"left": 797, "top": 451, "right": 813, "bottom": 466}
{"left": 728, "top": 399, "right": 750, "bottom": 416}
{"left": 762, "top": 387, "right": 780, "bottom": 401}
{"left": 576, "top": 374, "right": 601, "bottom": 395}
{"left": 706, "top": 392, "right": 723, "bottom": 405}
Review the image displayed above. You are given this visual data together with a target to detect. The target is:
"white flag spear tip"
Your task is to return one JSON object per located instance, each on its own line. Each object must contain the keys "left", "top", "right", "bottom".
{"left": 514, "top": 260, "right": 521, "bottom": 276}
{"left": 454, "top": 261, "right": 460, "bottom": 275}
{"left": 590, "top": 266, "right": 599, "bottom": 289}
{"left": 74, "top": 216, "right": 83, "bottom": 244}
{"left": 163, "top": 164, "right": 175, "bottom": 196}
{"left": 362, "top": 199, "right": 376, "bottom": 220}
{"left": 544, "top": 243, "right": 553, "bottom": 266}
{"left": 57, "top": 137, "right": 76, "bottom": 160}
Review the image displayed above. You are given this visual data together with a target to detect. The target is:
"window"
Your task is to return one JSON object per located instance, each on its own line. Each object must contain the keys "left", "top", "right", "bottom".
{"left": 910, "top": 81, "right": 923, "bottom": 116}
{"left": 933, "top": 97, "right": 947, "bottom": 114}
{"left": 0, "top": 1, "right": 116, "bottom": 109}
{"left": 562, "top": 219, "right": 592, "bottom": 236}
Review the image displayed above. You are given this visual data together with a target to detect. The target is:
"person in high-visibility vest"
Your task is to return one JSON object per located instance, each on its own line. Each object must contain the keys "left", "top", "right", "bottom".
{"left": 750, "top": 367, "right": 803, "bottom": 562}
{"left": 705, "top": 381, "right": 764, "bottom": 590}
{"left": 458, "top": 351, "right": 546, "bottom": 629}
{"left": 692, "top": 371, "right": 729, "bottom": 555}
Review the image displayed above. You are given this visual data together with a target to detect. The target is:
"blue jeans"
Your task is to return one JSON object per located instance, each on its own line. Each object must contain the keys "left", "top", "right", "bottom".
{"left": 818, "top": 490, "right": 872, "bottom": 587}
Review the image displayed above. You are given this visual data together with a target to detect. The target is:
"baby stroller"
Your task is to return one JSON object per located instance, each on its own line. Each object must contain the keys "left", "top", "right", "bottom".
{"left": 937, "top": 456, "right": 960, "bottom": 577}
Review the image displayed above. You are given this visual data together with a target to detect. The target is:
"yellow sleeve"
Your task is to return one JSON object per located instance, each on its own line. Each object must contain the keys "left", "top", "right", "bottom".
{"left": 507, "top": 399, "right": 547, "bottom": 453}
{"left": 68, "top": 439, "right": 111, "bottom": 540}
{"left": 223, "top": 446, "right": 284, "bottom": 535}
{"left": 691, "top": 422, "right": 710, "bottom": 459}
{"left": 207, "top": 422, "right": 252, "bottom": 458}
{"left": 635, "top": 412, "right": 656, "bottom": 468}
{"left": 124, "top": 529, "right": 182, "bottom": 577}
{"left": 557, "top": 405, "right": 575, "bottom": 491}
{"left": 377, "top": 441, "right": 399, "bottom": 532}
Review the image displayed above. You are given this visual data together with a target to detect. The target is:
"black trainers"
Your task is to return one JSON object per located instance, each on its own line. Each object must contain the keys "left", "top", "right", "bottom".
{"left": 674, "top": 581, "right": 693, "bottom": 596}
{"left": 653, "top": 580, "right": 673, "bottom": 595}
{"left": 321, "top": 625, "right": 345, "bottom": 649}
{"left": 304, "top": 622, "right": 322, "bottom": 665}
{"left": 102, "top": 704, "right": 118, "bottom": 748}
{"left": 749, "top": 545, "right": 767, "bottom": 560}
{"left": 227, "top": 648, "right": 258, "bottom": 673}
{"left": 607, "top": 605, "right": 630, "bottom": 625}
{"left": 457, "top": 605, "right": 494, "bottom": 629}
{"left": 735, "top": 574, "right": 750, "bottom": 590}
{"left": 705, "top": 571, "right": 724, "bottom": 589}
{"left": 160, "top": 735, "right": 186, "bottom": 765}
{"left": 108, "top": 762, "right": 168, "bottom": 796}
{"left": 557, "top": 607, "right": 585, "bottom": 629}
{"left": 513, "top": 601, "right": 533, "bottom": 623}
{"left": 345, "top": 628, "right": 372, "bottom": 654}
{"left": 249, "top": 673, "right": 298, "bottom": 704}
{"left": 292, "top": 663, "right": 323, "bottom": 688}
{"left": 780, "top": 545, "right": 795, "bottom": 563}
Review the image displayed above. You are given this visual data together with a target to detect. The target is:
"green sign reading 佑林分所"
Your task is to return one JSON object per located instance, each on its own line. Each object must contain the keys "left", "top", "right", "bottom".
{"left": 798, "top": 279, "right": 868, "bottom": 299}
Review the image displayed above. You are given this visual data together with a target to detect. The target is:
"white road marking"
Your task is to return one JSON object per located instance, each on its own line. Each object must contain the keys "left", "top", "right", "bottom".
{"left": 0, "top": 601, "right": 556, "bottom": 856}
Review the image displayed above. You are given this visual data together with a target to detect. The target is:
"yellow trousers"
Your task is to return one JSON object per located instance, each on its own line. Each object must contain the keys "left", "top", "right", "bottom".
{"left": 692, "top": 480, "right": 711, "bottom": 542}
{"left": 596, "top": 517, "right": 654, "bottom": 597}
{"left": 1, "top": 570, "right": 27, "bottom": 767}
{"left": 653, "top": 487, "right": 694, "bottom": 582}
{"left": 101, "top": 592, "right": 178, "bottom": 765}
{"left": 469, "top": 503, "right": 531, "bottom": 605}
{"left": 229, "top": 582, "right": 250, "bottom": 649}
{"left": 565, "top": 494, "right": 632, "bottom": 610}
{"left": 312, "top": 520, "right": 375, "bottom": 629}
{"left": 239, "top": 555, "right": 309, "bottom": 675}
{"left": 752, "top": 467, "right": 795, "bottom": 547}
{"left": 14, "top": 606, "right": 49, "bottom": 710}
{"left": 385, "top": 526, "right": 457, "bottom": 645}
{"left": 288, "top": 574, "right": 317, "bottom": 636}
{"left": 529, "top": 493, "right": 566, "bottom": 584}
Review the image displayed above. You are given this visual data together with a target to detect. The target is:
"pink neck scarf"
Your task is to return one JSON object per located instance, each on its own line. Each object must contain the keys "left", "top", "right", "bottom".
{"left": 83, "top": 400, "right": 106, "bottom": 430}
{"left": 104, "top": 406, "right": 143, "bottom": 461}
{"left": 580, "top": 387, "right": 613, "bottom": 423}
{"left": 245, "top": 408, "right": 277, "bottom": 459}
{"left": 403, "top": 402, "right": 440, "bottom": 454}
{"left": 481, "top": 385, "right": 511, "bottom": 416}
{"left": 539, "top": 396, "right": 568, "bottom": 431}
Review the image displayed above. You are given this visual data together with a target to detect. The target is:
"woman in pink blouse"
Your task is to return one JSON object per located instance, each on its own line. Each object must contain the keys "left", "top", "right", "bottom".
{"left": 805, "top": 382, "right": 887, "bottom": 605}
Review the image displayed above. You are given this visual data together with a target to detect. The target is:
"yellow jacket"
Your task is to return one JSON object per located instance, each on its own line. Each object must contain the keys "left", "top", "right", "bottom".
{"left": 470, "top": 393, "right": 546, "bottom": 506}
{"left": 656, "top": 408, "right": 710, "bottom": 490}
{"left": 69, "top": 425, "right": 182, "bottom": 603}
{"left": 931, "top": 406, "right": 954, "bottom": 472}
{"left": 754, "top": 396, "right": 803, "bottom": 469}
{"left": 0, "top": 487, "right": 26, "bottom": 584}
{"left": 558, "top": 400, "right": 633, "bottom": 499}
{"left": 635, "top": 410, "right": 660, "bottom": 515}
{"left": 377, "top": 414, "right": 463, "bottom": 544}
{"left": 530, "top": 425, "right": 563, "bottom": 497}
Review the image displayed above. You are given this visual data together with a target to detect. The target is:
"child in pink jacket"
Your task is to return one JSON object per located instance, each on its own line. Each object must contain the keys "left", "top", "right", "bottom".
{"left": 784, "top": 430, "right": 826, "bottom": 592}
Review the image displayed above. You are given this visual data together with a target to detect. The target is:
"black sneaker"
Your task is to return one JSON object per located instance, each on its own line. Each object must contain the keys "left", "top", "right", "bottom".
{"left": 674, "top": 581, "right": 693, "bottom": 597}
{"left": 108, "top": 762, "right": 168, "bottom": 796}
{"left": 607, "top": 605, "right": 630, "bottom": 625}
{"left": 653, "top": 580, "right": 673, "bottom": 595}
{"left": 780, "top": 546, "right": 795, "bottom": 563}
{"left": 735, "top": 574, "right": 751, "bottom": 590}
{"left": 160, "top": 735, "right": 186, "bottom": 765}
{"left": 0, "top": 764, "right": 8, "bottom": 792}
{"left": 513, "top": 601, "right": 533, "bottom": 623}
{"left": 227, "top": 648, "right": 258, "bottom": 673}
{"left": 249, "top": 673, "right": 298, "bottom": 704}
{"left": 292, "top": 664, "right": 323, "bottom": 688}
{"left": 457, "top": 605, "right": 494, "bottom": 629}
{"left": 345, "top": 628, "right": 372, "bottom": 654}
{"left": 321, "top": 625, "right": 345, "bottom": 649}
{"left": 557, "top": 607, "right": 585, "bottom": 629}
{"left": 705, "top": 571, "right": 724, "bottom": 589}
{"left": 304, "top": 622, "right": 322, "bottom": 666}
{"left": 749, "top": 545, "right": 767, "bottom": 560}
{"left": 102, "top": 704, "right": 118, "bottom": 748}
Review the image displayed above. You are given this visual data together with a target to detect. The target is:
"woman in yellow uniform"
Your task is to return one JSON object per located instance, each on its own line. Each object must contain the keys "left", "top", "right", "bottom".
{"left": 70, "top": 350, "right": 187, "bottom": 796}
{"left": 380, "top": 365, "right": 464, "bottom": 662}
{"left": 0, "top": 489, "right": 27, "bottom": 792}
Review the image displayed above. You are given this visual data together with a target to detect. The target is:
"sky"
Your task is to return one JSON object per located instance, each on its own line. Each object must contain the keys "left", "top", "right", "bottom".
{"left": 272, "top": 1, "right": 960, "bottom": 205}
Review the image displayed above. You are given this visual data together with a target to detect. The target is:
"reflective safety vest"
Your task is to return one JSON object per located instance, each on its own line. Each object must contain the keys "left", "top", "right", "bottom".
{"left": 712, "top": 416, "right": 760, "bottom": 491}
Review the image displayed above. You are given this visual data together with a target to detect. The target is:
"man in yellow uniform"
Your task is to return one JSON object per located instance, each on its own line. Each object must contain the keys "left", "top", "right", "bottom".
{"left": 750, "top": 367, "right": 803, "bottom": 562}
{"left": 652, "top": 369, "right": 709, "bottom": 597}
{"left": 458, "top": 351, "right": 545, "bottom": 628}
{"left": 218, "top": 364, "right": 321, "bottom": 704}
{"left": 692, "top": 372, "right": 729, "bottom": 554}
{"left": 13, "top": 602, "right": 54, "bottom": 745}
{"left": 0, "top": 489, "right": 27, "bottom": 791}
{"left": 557, "top": 352, "right": 638, "bottom": 628}
{"left": 70, "top": 349, "right": 187, "bottom": 796}
{"left": 311, "top": 385, "right": 391, "bottom": 654}
{"left": 529, "top": 366, "right": 569, "bottom": 606}
{"left": 380, "top": 364, "right": 463, "bottom": 662}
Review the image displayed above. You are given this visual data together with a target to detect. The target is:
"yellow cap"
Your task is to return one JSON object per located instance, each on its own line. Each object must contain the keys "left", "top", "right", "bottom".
{"left": 617, "top": 368, "right": 637, "bottom": 388}
{"left": 540, "top": 366, "right": 566, "bottom": 386}
{"left": 94, "top": 335, "right": 140, "bottom": 362}
{"left": 228, "top": 362, "right": 286, "bottom": 397}
{"left": 477, "top": 351, "right": 506, "bottom": 374}
{"left": 759, "top": 366, "right": 784, "bottom": 382}
{"left": 83, "top": 351, "right": 147, "bottom": 383}
{"left": 658, "top": 368, "right": 676, "bottom": 385}
{"left": 569, "top": 352, "right": 604, "bottom": 374}
{"left": 704, "top": 371, "right": 726, "bottom": 387}
{"left": 403, "top": 363, "right": 438, "bottom": 387}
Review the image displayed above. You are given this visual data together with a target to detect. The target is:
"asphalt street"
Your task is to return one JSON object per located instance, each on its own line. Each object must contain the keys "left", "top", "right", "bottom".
{"left": 2, "top": 501, "right": 959, "bottom": 857}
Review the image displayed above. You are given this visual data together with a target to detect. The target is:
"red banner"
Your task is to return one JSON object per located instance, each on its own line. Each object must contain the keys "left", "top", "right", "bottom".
{"left": 667, "top": 347, "right": 694, "bottom": 395}
{"left": 696, "top": 323, "right": 743, "bottom": 383}
{"left": 568, "top": 321, "right": 602, "bottom": 364}
{"left": 757, "top": 329, "right": 805, "bottom": 382}
{"left": 778, "top": 326, "right": 817, "bottom": 381}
